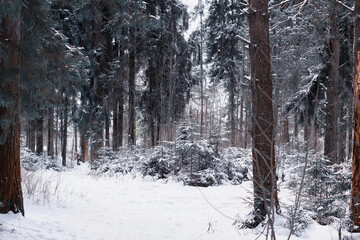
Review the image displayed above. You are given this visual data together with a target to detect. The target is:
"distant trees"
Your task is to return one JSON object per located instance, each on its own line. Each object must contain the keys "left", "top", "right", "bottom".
{"left": 206, "top": 0, "right": 245, "bottom": 146}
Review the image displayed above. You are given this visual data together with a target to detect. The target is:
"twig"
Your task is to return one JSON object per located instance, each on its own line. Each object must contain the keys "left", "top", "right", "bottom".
{"left": 196, "top": 187, "right": 236, "bottom": 221}
{"left": 336, "top": 0, "right": 354, "bottom": 12}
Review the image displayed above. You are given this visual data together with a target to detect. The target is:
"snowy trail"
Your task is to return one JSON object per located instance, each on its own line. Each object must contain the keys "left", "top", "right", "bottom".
{"left": 0, "top": 166, "right": 350, "bottom": 240}
{"left": 0, "top": 167, "right": 251, "bottom": 240}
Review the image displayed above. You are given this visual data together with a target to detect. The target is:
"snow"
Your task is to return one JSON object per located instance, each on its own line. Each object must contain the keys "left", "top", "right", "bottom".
{"left": 0, "top": 165, "right": 248, "bottom": 240}
{"left": 0, "top": 163, "right": 359, "bottom": 240}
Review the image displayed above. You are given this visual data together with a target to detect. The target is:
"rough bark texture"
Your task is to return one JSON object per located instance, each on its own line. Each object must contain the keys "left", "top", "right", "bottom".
{"left": 350, "top": 0, "right": 360, "bottom": 226}
{"left": 29, "top": 119, "right": 36, "bottom": 152}
{"left": 36, "top": 114, "right": 43, "bottom": 155}
{"left": 128, "top": 27, "right": 136, "bottom": 146}
{"left": 105, "top": 107, "right": 110, "bottom": 148}
{"left": 229, "top": 74, "right": 236, "bottom": 146}
{"left": 47, "top": 108, "right": 54, "bottom": 157}
{"left": 113, "top": 102, "right": 118, "bottom": 150}
{"left": 62, "top": 96, "right": 68, "bottom": 166}
{"left": 80, "top": 134, "right": 89, "bottom": 162}
{"left": 324, "top": 4, "right": 339, "bottom": 164}
{"left": 0, "top": 9, "right": 24, "bottom": 216}
{"left": 248, "top": 0, "right": 279, "bottom": 224}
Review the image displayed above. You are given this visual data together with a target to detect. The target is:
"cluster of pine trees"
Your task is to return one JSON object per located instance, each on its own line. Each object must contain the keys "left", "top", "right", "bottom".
{"left": 0, "top": 0, "right": 192, "bottom": 216}
{"left": 2, "top": 0, "right": 360, "bottom": 234}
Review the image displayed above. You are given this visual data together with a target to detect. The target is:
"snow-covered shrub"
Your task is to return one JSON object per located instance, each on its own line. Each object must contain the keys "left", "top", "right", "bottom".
{"left": 284, "top": 208, "right": 313, "bottom": 237}
{"left": 91, "top": 147, "right": 143, "bottom": 176}
{"left": 141, "top": 126, "right": 249, "bottom": 186}
{"left": 88, "top": 126, "right": 249, "bottom": 186}
{"left": 142, "top": 145, "right": 175, "bottom": 178}
{"left": 21, "top": 147, "right": 62, "bottom": 171}
{"left": 281, "top": 147, "right": 351, "bottom": 227}
{"left": 303, "top": 153, "right": 351, "bottom": 224}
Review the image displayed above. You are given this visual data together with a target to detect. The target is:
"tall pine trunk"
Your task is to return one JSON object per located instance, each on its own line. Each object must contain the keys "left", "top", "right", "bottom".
{"left": 36, "top": 113, "right": 43, "bottom": 155}
{"left": 350, "top": 0, "right": 360, "bottom": 227}
{"left": 0, "top": 8, "right": 24, "bottom": 216}
{"left": 324, "top": 4, "right": 340, "bottom": 164}
{"left": 229, "top": 74, "right": 236, "bottom": 146}
{"left": 29, "top": 119, "right": 36, "bottom": 152}
{"left": 248, "top": 0, "right": 279, "bottom": 226}
{"left": 47, "top": 108, "right": 54, "bottom": 157}
{"left": 62, "top": 96, "right": 68, "bottom": 166}
{"left": 128, "top": 27, "right": 136, "bottom": 146}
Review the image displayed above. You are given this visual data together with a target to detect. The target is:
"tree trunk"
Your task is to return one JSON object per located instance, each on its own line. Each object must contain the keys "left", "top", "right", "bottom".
{"left": 118, "top": 85, "right": 124, "bottom": 147}
{"left": 350, "top": 0, "right": 360, "bottom": 227}
{"left": 283, "top": 116, "right": 290, "bottom": 144}
{"left": 80, "top": 133, "right": 89, "bottom": 162}
{"left": 105, "top": 107, "right": 110, "bottom": 148}
{"left": 324, "top": 4, "right": 340, "bottom": 164}
{"left": 48, "top": 108, "right": 54, "bottom": 157}
{"left": 229, "top": 74, "right": 236, "bottom": 146}
{"left": 128, "top": 27, "right": 136, "bottom": 146}
{"left": 112, "top": 102, "right": 118, "bottom": 150}
{"left": 55, "top": 107, "right": 59, "bottom": 156}
{"left": 239, "top": 90, "right": 244, "bottom": 147}
{"left": 29, "top": 119, "right": 36, "bottom": 152}
{"left": 248, "top": 0, "right": 279, "bottom": 226}
{"left": 199, "top": 3, "right": 204, "bottom": 137}
{"left": 244, "top": 88, "right": 250, "bottom": 149}
{"left": 349, "top": 105, "right": 354, "bottom": 160}
{"left": 338, "top": 101, "right": 347, "bottom": 163}
{"left": 62, "top": 96, "right": 68, "bottom": 166}
{"left": 0, "top": 10, "right": 24, "bottom": 216}
{"left": 36, "top": 113, "right": 43, "bottom": 155}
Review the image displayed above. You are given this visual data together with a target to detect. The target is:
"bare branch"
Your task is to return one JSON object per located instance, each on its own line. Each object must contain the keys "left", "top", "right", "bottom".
{"left": 336, "top": 0, "right": 354, "bottom": 12}
{"left": 268, "top": 0, "right": 292, "bottom": 10}
{"left": 235, "top": 35, "right": 251, "bottom": 45}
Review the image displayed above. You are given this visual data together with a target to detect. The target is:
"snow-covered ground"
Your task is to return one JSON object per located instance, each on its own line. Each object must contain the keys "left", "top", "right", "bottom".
{"left": 0, "top": 163, "right": 358, "bottom": 240}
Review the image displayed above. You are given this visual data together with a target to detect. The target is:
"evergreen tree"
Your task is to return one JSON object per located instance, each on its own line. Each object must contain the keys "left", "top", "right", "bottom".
{"left": 206, "top": 0, "right": 246, "bottom": 146}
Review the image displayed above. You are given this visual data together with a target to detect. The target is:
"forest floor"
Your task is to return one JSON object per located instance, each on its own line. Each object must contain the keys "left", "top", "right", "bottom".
{"left": 0, "top": 160, "right": 357, "bottom": 240}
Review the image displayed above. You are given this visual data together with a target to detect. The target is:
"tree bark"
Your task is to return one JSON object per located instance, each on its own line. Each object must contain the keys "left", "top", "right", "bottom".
{"left": 105, "top": 106, "right": 110, "bottom": 148}
{"left": 248, "top": 0, "right": 279, "bottom": 225}
{"left": 128, "top": 26, "right": 136, "bottom": 146}
{"left": 324, "top": 3, "right": 340, "bottom": 164}
{"left": 80, "top": 133, "right": 89, "bottom": 162}
{"left": 112, "top": 101, "right": 118, "bottom": 150}
{"left": 47, "top": 108, "right": 54, "bottom": 157}
{"left": 55, "top": 107, "right": 59, "bottom": 156}
{"left": 229, "top": 74, "right": 236, "bottom": 146}
{"left": 350, "top": 0, "right": 360, "bottom": 227}
{"left": 62, "top": 96, "right": 68, "bottom": 166}
{"left": 283, "top": 116, "right": 290, "bottom": 144}
{"left": 36, "top": 113, "right": 43, "bottom": 155}
{"left": 118, "top": 85, "right": 124, "bottom": 147}
{"left": 29, "top": 119, "right": 36, "bottom": 152}
{"left": 0, "top": 9, "right": 24, "bottom": 216}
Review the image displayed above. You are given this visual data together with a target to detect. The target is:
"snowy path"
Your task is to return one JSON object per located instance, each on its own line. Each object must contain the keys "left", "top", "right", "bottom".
{"left": 0, "top": 167, "right": 252, "bottom": 240}
{"left": 0, "top": 166, "right": 352, "bottom": 240}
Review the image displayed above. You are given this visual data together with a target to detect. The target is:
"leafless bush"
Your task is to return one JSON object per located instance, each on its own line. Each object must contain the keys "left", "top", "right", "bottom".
{"left": 22, "top": 169, "right": 63, "bottom": 205}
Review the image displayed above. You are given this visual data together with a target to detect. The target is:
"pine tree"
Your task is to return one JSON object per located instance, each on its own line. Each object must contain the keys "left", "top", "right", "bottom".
{"left": 350, "top": 0, "right": 360, "bottom": 228}
{"left": 0, "top": 0, "right": 24, "bottom": 216}
{"left": 247, "top": 0, "right": 279, "bottom": 228}
{"left": 206, "top": 0, "right": 245, "bottom": 146}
